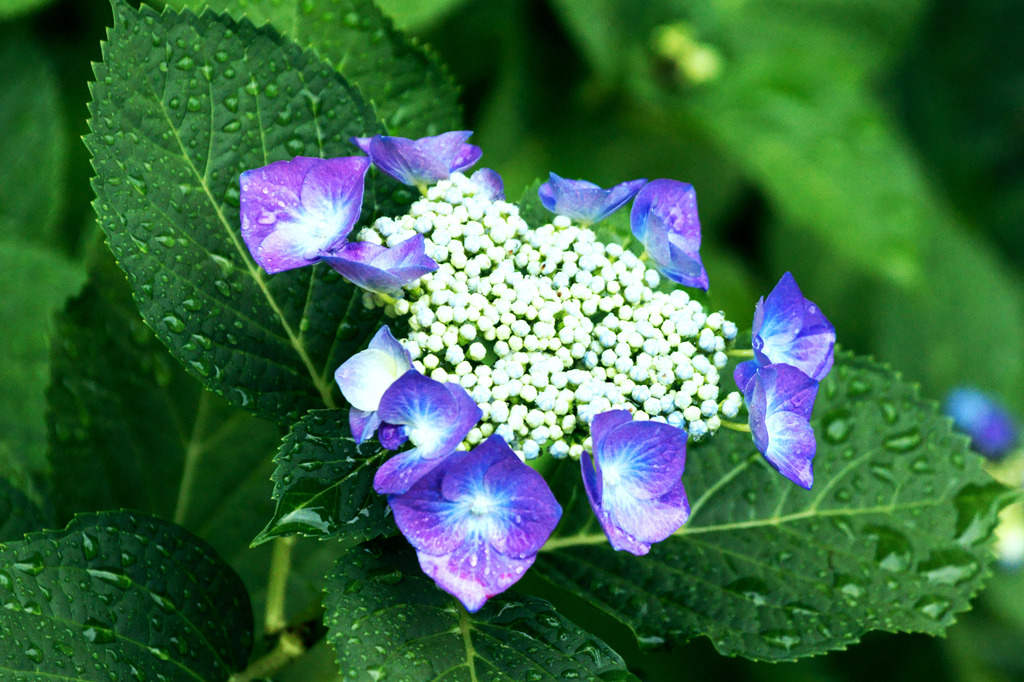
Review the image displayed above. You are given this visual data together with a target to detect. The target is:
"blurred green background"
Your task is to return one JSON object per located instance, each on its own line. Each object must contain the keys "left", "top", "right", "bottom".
{"left": 2, "top": 0, "right": 1024, "bottom": 679}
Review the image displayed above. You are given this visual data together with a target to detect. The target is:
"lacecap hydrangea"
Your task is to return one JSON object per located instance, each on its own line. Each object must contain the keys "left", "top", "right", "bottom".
{"left": 239, "top": 130, "right": 836, "bottom": 612}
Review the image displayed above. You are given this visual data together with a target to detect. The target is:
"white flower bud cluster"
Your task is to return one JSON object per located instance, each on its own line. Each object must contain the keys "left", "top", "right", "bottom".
{"left": 356, "top": 172, "right": 741, "bottom": 460}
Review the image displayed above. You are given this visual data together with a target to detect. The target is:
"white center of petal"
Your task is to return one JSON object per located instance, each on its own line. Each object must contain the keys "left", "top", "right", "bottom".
{"left": 407, "top": 423, "right": 442, "bottom": 450}
{"left": 602, "top": 463, "right": 622, "bottom": 487}
{"left": 470, "top": 494, "right": 494, "bottom": 516}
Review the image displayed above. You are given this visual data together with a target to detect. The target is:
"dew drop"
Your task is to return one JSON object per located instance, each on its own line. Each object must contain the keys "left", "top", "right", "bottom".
{"left": 883, "top": 428, "right": 922, "bottom": 453}
{"left": 161, "top": 315, "right": 186, "bottom": 334}
{"left": 822, "top": 409, "right": 853, "bottom": 444}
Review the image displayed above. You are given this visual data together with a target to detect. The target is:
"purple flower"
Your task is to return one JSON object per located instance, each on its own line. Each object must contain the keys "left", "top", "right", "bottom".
{"left": 538, "top": 173, "right": 647, "bottom": 225}
{"left": 334, "top": 326, "right": 412, "bottom": 444}
{"left": 351, "top": 131, "right": 482, "bottom": 188}
{"left": 373, "top": 371, "right": 482, "bottom": 495}
{"left": 630, "top": 179, "right": 709, "bottom": 290}
{"left": 389, "top": 435, "right": 562, "bottom": 612}
{"left": 736, "top": 272, "right": 835, "bottom": 386}
{"left": 744, "top": 363, "right": 819, "bottom": 489}
{"left": 321, "top": 234, "right": 438, "bottom": 295}
{"left": 944, "top": 387, "right": 1019, "bottom": 460}
{"left": 240, "top": 156, "right": 370, "bottom": 274}
{"left": 470, "top": 168, "right": 505, "bottom": 200}
{"left": 581, "top": 410, "right": 689, "bottom": 556}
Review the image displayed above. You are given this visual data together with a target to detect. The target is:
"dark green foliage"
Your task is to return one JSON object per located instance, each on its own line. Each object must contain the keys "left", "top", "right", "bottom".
{"left": 0, "top": 34, "right": 67, "bottom": 245}
{"left": 47, "top": 259, "right": 281, "bottom": 528}
{"left": 535, "top": 355, "right": 1011, "bottom": 661}
{"left": 0, "top": 478, "right": 47, "bottom": 542}
{"left": 88, "top": 0, "right": 384, "bottom": 424}
{"left": 167, "top": 0, "right": 462, "bottom": 138}
{"left": 253, "top": 408, "right": 392, "bottom": 546}
{"left": 0, "top": 511, "right": 252, "bottom": 681}
{"left": 0, "top": 242, "right": 85, "bottom": 500}
{"left": 323, "top": 542, "right": 632, "bottom": 681}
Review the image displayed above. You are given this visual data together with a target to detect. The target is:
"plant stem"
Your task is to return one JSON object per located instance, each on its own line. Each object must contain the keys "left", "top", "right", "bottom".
{"left": 726, "top": 349, "right": 755, "bottom": 358}
{"left": 229, "top": 631, "right": 305, "bottom": 682}
{"left": 174, "top": 392, "right": 212, "bottom": 526}
{"left": 264, "top": 536, "right": 296, "bottom": 636}
{"left": 719, "top": 420, "right": 752, "bottom": 433}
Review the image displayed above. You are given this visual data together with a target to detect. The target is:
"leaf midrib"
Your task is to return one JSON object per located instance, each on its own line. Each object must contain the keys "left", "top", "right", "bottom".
{"left": 137, "top": 19, "right": 336, "bottom": 409}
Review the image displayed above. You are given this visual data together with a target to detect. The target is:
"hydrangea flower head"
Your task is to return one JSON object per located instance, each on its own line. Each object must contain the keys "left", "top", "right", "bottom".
{"left": 538, "top": 173, "right": 646, "bottom": 225}
{"left": 353, "top": 172, "right": 742, "bottom": 461}
{"left": 737, "top": 272, "right": 835, "bottom": 384}
{"left": 373, "top": 370, "right": 482, "bottom": 494}
{"left": 629, "top": 179, "right": 709, "bottom": 290}
{"left": 321, "top": 233, "right": 438, "bottom": 295}
{"left": 240, "top": 156, "right": 370, "bottom": 273}
{"left": 388, "top": 435, "right": 562, "bottom": 612}
{"left": 743, "top": 363, "right": 819, "bottom": 489}
{"left": 944, "top": 386, "right": 1019, "bottom": 460}
{"left": 581, "top": 410, "right": 690, "bottom": 555}
{"left": 352, "top": 131, "right": 482, "bottom": 188}
{"left": 334, "top": 326, "right": 412, "bottom": 443}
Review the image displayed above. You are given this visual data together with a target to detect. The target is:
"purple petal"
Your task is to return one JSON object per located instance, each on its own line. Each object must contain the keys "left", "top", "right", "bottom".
{"left": 595, "top": 420, "right": 687, "bottom": 501}
{"left": 335, "top": 326, "right": 413, "bottom": 412}
{"left": 630, "top": 179, "right": 709, "bottom": 290}
{"left": 350, "top": 137, "right": 372, "bottom": 155}
{"left": 378, "top": 423, "right": 409, "bottom": 450}
{"left": 369, "top": 324, "right": 414, "bottom": 362}
{"left": 581, "top": 449, "right": 602, "bottom": 510}
{"left": 734, "top": 360, "right": 758, "bottom": 394}
{"left": 944, "top": 387, "right": 1020, "bottom": 460}
{"left": 374, "top": 447, "right": 446, "bottom": 495}
{"left": 417, "top": 540, "right": 536, "bottom": 613}
{"left": 601, "top": 480, "right": 689, "bottom": 555}
{"left": 744, "top": 364, "right": 820, "bottom": 488}
{"left": 538, "top": 173, "right": 647, "bottom": 225}
{"left": 352, "top": 131, "right": 482, "bottom": 186}
{"left": 374, "top": 373, "right": 481, "bottom": 494}
{"left": 323, "top": 234, "right": 438, "bottom": 295}
{"left": 482, "top": 454, "right": 562, "bottom": 557}
{"left": 470, "top": 168, "right": 505, "bottom": 200}
{"left": 388, "top": 463, "right": 469, "bottom": 556}
{"left": 753, "top": 273, "right": 836, "bottom": 382}
{"left": 389, "top": 437, "right": 559, "bottom": 612}
{"left": 349, "top": 409, "right": 381, "bottom": 445}
{"left": 240, "top": 156, "right": 369, "bottom": 274}
{"left": 763, "top": 411, "right": 816, "bottom": 489}
{"left": 582, "top": 413, "right": 690, "bottom": 556}
{"left": 589, "top": 409, "right": 634, "bottom": 459}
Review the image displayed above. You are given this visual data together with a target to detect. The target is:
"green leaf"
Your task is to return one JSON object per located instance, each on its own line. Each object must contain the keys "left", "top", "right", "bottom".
{"left": 0, "top": 240, "right": 86, "bottom": 499}
{"left": 43, "top": 257, "right": 324, "bottom": 633}
{"left": 0, "top": 0, "right": 56, "bottom": 20}
{"left": 323, "top": 542, "right": 631, "bottom": 680}
{"left": 0, "top": 510, "right": 252, "bottom": 681}
{"left": 46, "top": 258, "right": 281, "bottom": 530}
{"left": 516, "top": 179, "right": 548, "bottom": 228}
{"left": 0, "top": 478, "right": 46, "bottom": 542}
{"left": 166, "top": 0, "right": 461, "bottom": 137}
{"left": 373, "top": 0, "right": 471, "bottom": 30}
{"left": 534, "top": 354, "right": 1012, "bottom": 661}
{"left": 0, "top": 33, "right": 67, "bottom": 244}
{"left": 253, "top": 408, "right": 391, "bottom": 546}
{"left": 88, "top": 0, "right": 385, "bottom": 424}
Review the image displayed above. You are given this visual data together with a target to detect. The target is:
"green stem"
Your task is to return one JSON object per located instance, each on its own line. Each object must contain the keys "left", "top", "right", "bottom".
{"left": 458, "top": 604, "right": 480, "bottom": 682}
{"left": 726, "top": 349, "right": 755, "bottom": 358}
{"left": 174, "top": 392, "right": 212, "bottom": 526}
{"left": 229, "top": 631, "right": 305, "bottom": 682}
{"left": 264, "top": 536, "right": 296, "bottom": 636}
{"left": 719, "top": 420, "right": 751, "bottom": 433}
